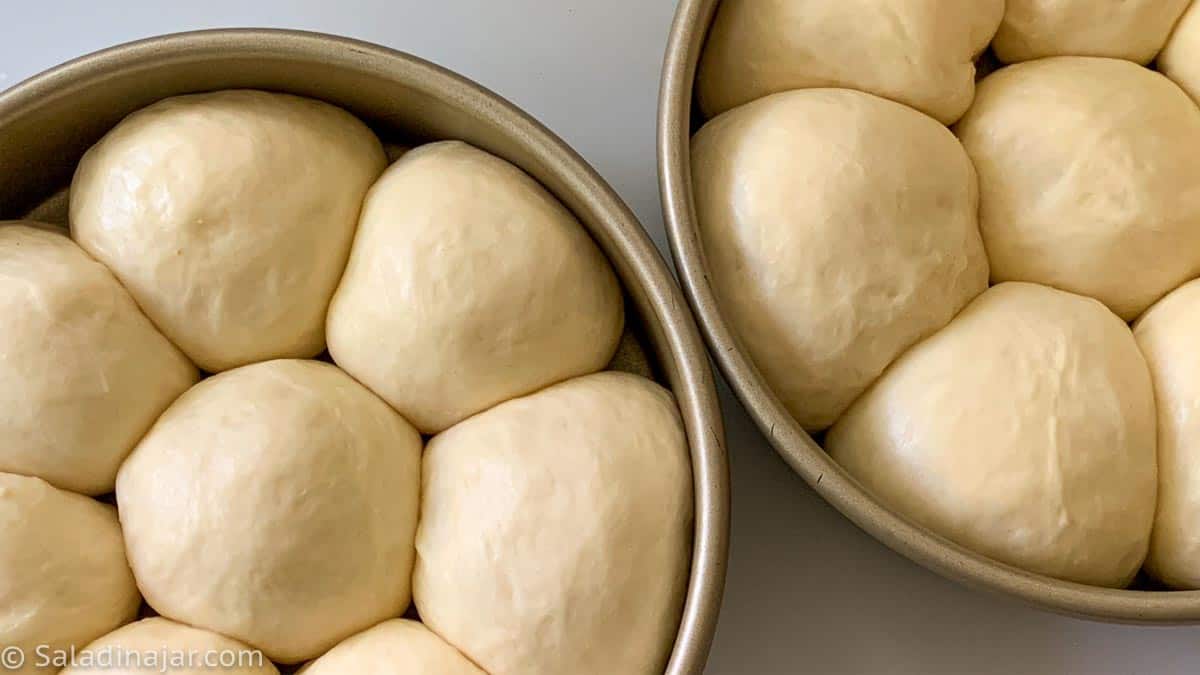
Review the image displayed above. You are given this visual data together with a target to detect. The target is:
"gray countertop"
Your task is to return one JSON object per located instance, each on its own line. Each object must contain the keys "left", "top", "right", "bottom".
{"left": 5, "top": 1, "right": 1200, "bottom": 672}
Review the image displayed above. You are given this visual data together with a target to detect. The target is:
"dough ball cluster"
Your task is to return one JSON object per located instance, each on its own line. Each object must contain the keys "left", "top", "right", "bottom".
{"left": 694, "top": 0, "right": 1200, "bottom": 588}
{"left": 2, "top": 89, "right": 690, "bottom": 673}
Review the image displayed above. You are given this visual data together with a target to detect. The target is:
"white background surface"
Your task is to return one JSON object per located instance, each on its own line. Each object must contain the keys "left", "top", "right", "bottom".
{"left": 4, "top": 1, "right": 1200, "bottom": 673}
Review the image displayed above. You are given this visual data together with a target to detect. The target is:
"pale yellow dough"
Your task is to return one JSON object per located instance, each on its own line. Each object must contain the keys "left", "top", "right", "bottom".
{"left": 994, "top": 0, "right": 1191, "bottom": 64}
{"left": 70, "top": 90, "right": 386, "bottom": 372}
{"left": 956, "top": 57, "right": 1200, "bottom": 320}
{"left": 116, "top": 359, "right": 422, "bottom": 663}
{"left": 414, "top": 371, "right": 692, "bottom": 675}
{"left": 691, "top": 88, "right": 988, "bottom": 431}
{"left": 0, "top": 473, "right": 141, "bottom": 674}
{"left": 828, "top": 283, "right": 1157, "bottom": 587}
{"left": 62, "top": 618, "right": 277, "bottom": 675}
{"left": 1160, "top": 1, "right": 1200, "bottom": 105}
{"left": 302, "top": 620, "right": 484, "bottom": 675}
{"left": 327, "top": 141, "right": 623, "bottom": 434}
{"left": 1134, "top": 279, "right": 1200, "bottom": 589}
{"left": 696, "top": 0, "right": 1004, "bottom": 123}
{"left": 0, "top": 222, "right": 197, "bottom": 495}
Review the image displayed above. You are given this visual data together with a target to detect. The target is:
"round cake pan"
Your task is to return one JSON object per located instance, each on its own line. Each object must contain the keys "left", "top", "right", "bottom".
{"left": 0, "top": 28, "right": 729, "bottom": 671}
{"left": 658, "top": 0, "right": 1200, "bottom": 623}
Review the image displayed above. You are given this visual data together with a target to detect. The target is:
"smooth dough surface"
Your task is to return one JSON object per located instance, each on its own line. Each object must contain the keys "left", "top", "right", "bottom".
{"left": 1134, "top": 279, "right": 1200, "bottom": 589}
{"left": 691, "top": 89, "right": 988, "bottom": 431}
{"left": 0, "top": 223, "right": 197, "bottom": 494}
{"left": 116, "top": 359, "right": 422, "bottom": 663}
{"left": 0, "top": 473, "right": 141, "bottom": 674}
{"left": 414, "top": 371, "right": 692, "bottom": 675}
{"left": 696, "top": 0, "right": 1003, "bottom": 123}
{"left": 1161, "top": 1, "right": 1200, "bottom": 105}
{"left": 327, "top": 141, "right": 623, "bottom": 433}
{"left": 70, "top": 89, "right": 386, "bottom": 372}
{"left": 993, "top": 0, "right": 1191, "bottom": 64}
{"left": 956, "top": 57, "right": 1200, "bottom": 320}
{"left": 302, "top": 620, "right": 484, "bottom": 675}
{"left": 62, "top": 618, "right": 277, "bottom": 675}
{"left": 827, "top": 282, "right": 1157, "bottom": 587}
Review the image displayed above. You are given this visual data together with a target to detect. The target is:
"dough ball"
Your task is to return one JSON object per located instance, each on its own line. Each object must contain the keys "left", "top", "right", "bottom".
{"left": 327, "top": 141, "right": 623, "bottom": 434}
{"left": 0, "top": 223, "right": 197, "bottom": 494}
{"left": 70, "top": 90, "right": 386, "bottom": 372}
{"left": 696, "top": 0, "right": 1003, "bottom": 123}
{"left": 116, "top": 359, "right": 422, "bottom": 663}
{"left": 1133, "top": 279, "right": 1200, "bottom": 589}
{"left": 61, "top": 618, "right": 277, "bottom": 675}
{"left": 993, "top": 0, "right": 1190, "bottom": 64}
{"left": 1160, "top": 1, "right": 1200, "bottom": 105}
{"left": 302, "top": 620, "right": 484, "bottom": 675}
{"left": 691, "top": 89, "right": 988, "bottom": 431}
{"left": 956, "top": 57, "right": 1200, "bottom": 320}
{"left": 414, "top": 371, "right": 692, "bottom": 675}
{"left": 827, "top": 282, "right": 1157, "bottom": 587}
{"left": 0, "top": 473, "right": 140, "bottom": 674}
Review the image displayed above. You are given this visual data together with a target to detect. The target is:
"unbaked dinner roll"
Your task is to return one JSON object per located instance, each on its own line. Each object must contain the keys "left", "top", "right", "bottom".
{"left": 302, "top": 620, "right": 484, "bottom": 675}
{"left": 116, "top": 359, "right": 422, "bottom": 663}
{"left": 956, "top": 57, "right": 1200, "bottom": 321}
{"left": 691, "top": 88, "right": 988, "bottom": 431}
{"left": 0, "top": 473, "right": 141, "bottom": 674}
{"left": 62, "top": 618, "right": 277, "bottom": 675}
{"left": 993, "top": 0, "right": 1191, "bottom": 64}
{"left": 0, "top": 222, "right": 197, "bottom": 495}
{"left": 327, "top": 141, "right": 623, "bottom": 434}
{"left": 70, "top": 90, "right": 386, "bottom": 372}
{"left": 1134, "top": 279, "right": 1200, "bottom": 589}
{"left": 696, "top": 0, "right": 1004, "bottom": 123}
{"left": 414, "top": 371, "right": 692, "bottom": 675}
{"left": 828, "top": 282, "right": 1157, "bottom": 587}
{"left": 1161, "top": 1, "right": 1200, "bottom": 105}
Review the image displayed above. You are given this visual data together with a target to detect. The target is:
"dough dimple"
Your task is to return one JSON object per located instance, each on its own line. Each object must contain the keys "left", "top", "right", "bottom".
{"left": 326, "top": 140, "right": 624, "bottom": 434}
{"left": 116, "top": 359, "right": 422, "bottom": 664}
{"left": 827, "top": 282, "right": 1157, "bottom": 588}
{"left": 0, "top": 222, "right": 197, "bottom": 495}
{"left": 70, "top": 89, "right": 387, "bottom": 372}
{"left": 691, "top": 88, "right": 988, "bottom": 431}
{"left": 955, "top": 56, "right": 1200, "bottom": 321}
{"left": 993, "top": 0, "right": 1191, "bottom": 64}
{"left": 696, "top": 0, "right": 1004, "bottom": 123}
{"left": 0, "top": 473, "right": 141, "bottom": 674}
{"left": 414, "top": 371, "right": 692, "bottom": 675}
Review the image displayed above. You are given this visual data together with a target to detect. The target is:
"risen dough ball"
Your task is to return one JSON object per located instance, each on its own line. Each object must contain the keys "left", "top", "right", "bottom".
{"left": 116, "top": 359, "right": 422, "bottom": 663}
{"left": 1134, "top": 280, "right": 1200, "bottom": 589}
{"left": 70, "top": 90, "right": 386, "bottom": 372}
{"left": 414, "top": 371, "right": 692, "bottom": 675}
{"left": 0, "top": 223, "right": 196, "bottom": 494}
{"left": 691, "top": 89, "right": 988, "bottom": 431}
{"left": 0, "top": 473, "right": 140, "bottom": 674}
{"left": 956, "top": 57, "right": 1200, "bottom": 320}
{"left": 993, "top": 0, "right": 1190, "bottom": 64}
{"left": 303, "top": 620, "right": 484, "bottom": 675}
{"left": 696, "top": 0, "right": 1003, "bottom": 123}
{"left": 828, "top": 283, "right": 1157, "bottom": 587}
{"left": 327, "top": 141, "right": 623, "bottom": 433}
{"left": 62, "top": 618, "right": 277, "bottom": 675}
{"left": 1161, "top": 2, "right": 1200, "bottom": 105}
